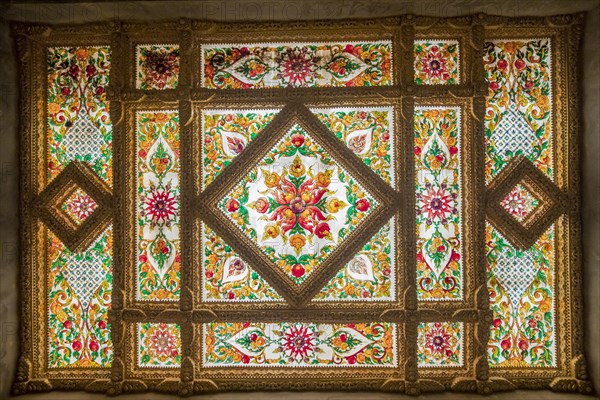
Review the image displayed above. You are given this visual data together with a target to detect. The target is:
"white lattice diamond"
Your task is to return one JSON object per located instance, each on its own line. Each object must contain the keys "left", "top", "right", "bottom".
{"left": 62, "top": 247, "right": 106, "bottom": 311}
{"left": 62, "top": 111, "right": 104, "bottom": 162}
{"left": 492, "top": 103, "right": 537, "bottom": 156}
{"left": 493, "top": 249, "right": 538, "bottom": 309}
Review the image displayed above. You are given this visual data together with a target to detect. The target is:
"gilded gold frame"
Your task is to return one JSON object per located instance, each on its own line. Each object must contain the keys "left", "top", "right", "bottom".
{"left": 11, "top": 13, "right": 591, "bottom": 396}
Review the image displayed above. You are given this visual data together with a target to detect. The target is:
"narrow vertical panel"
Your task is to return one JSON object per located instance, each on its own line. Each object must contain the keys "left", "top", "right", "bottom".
{"left": 483, "top": 39, "right": 552, "bottom": 183}
{"left": 46, "top": 46, "right": 113, "bottom": 368}
{"left": 486, "top": 223, "right": 555, "bottom": 367}
{"left": 136, "top": 111, "right": 181, "bottom": 301}
{"left": 414, "top": 107, "right": 462, "bottom": 301}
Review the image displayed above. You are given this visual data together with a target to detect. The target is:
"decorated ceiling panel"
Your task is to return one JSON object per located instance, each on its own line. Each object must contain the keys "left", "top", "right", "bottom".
{"left": 13, "top": 13, "right": 589, "bottom": 396}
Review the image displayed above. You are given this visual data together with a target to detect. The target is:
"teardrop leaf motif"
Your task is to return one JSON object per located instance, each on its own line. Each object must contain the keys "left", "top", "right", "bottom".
{"left": 146, "top": 135, "right": 176, "bottom": 177}
{"left": 225, "top": 55, "right": 269, "bottom": 85}
{"left": 220, "top": 130, "right": 248, "bottom": 157}
{"left": 421, "top": 131, "right": 450, "bottom": 173}
{"left": 422, "top": 230, "right": 452, "bottom": 277}
{"left": 328, "top": 327, "right": 374, "bottom": 357}
{"left": 147, "top": 232, "right": 176, "bottom": 276}
{"left": 221, "top": 257, "right": 249, "bottom": 284}
{"left": 345, "top": 127, "right": 373, "bottom": 155}
{"left": 226, "top": 327, "right": 268, "bottom": 356}
{"left": 326, "top": 52, "right": 369, "bottom": 82}
{"left": 346, "top": 254, "right": 374, "bottom": 281}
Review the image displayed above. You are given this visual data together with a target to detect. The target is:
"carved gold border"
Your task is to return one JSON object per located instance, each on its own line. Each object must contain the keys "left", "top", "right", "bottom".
{"left": 11, "top": 13, "right": 590, "bottom": 396}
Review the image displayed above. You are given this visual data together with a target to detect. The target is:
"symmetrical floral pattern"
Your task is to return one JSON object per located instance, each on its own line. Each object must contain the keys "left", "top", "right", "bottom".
{"left": 484, "top": 39, "right": 552, "bottom": 182}
{"left": 202, "top": 109, "right": 280, "bottom": 188}
{"left": 61, "top": 187, "right": 98, "bottom": 225}
{"left": 136, "top": 44, "right": 180, "bottom": 90}
{"left": 137, "top": 111, "right": 180, "bottom": 301}
{"left": 487, "top": 224, "right": 555, "bottom": 367}
{"left": 202, "top": 224, "right": 281, "bottom": 302}
{"left": 203, "top": 322, "right": 396, "bottom": 367}
{"left": 314, "top": 219, "right": 395, "bottom": 301}
{"left": 220, "top": 125, "right": 377, "bottom": 284}
{"left": 47, "top": 46, "right": 112, "bottom": 184}
{"left": 414, "top": 41, "right": 460, "bottom": 85}
{"left": 415, "top": 107, "right": 462, "bottom": 301}
{"left": 138, "top": 323, "right": 181, "bottom": 367}
{"left": 501, "top": 184, "right": 540, "bottom": 222}
{"left": 312, "top": 107, "right": 395, "bottom": 187}
{"left": 202, "top": 42, "right": 392, "bottom": 89}
{"left": 417, "top": 322, "right": 463, "bottom": 367}
{"left": 48, "top": 228, "right": 112, "bottom": 368}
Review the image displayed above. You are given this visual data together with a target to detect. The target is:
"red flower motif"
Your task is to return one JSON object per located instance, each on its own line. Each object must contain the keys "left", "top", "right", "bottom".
{"left": 291, "top": 133, "right": 305, "bottom": 147}
{"left": 65, "top": 191, "right": 97, "bottom": 222}
{"left": 250, "top": 333, "right": 258, "bottom": 342}
{"left": 314, "top": 223, "right": 331, "bottom": 239}
{"left": 226, "top": 136, "right": 246, "bottom": 155}
{"left": 425, "top": 323, "right": 452, "bottom": 356}
{"left": 420, "top": 48, "right": 450, "bottom": 81}
{"left": 150, "top": 324, "right": 178, "bottom": 357}
{"left": 347, "top": 355, "right": 356, "bottom": 364}
{"left": 518, "top": 339, "right": 529, "bottom": 351}
{"left": 356, "top": 198, "right": 370, "bottom": 212}
{"left": 282, "top": 325, "right": 315, "bottom": 361}
{"left": 205, "top": 270, "right": 214, "bottom": 279}
{"left": 61, "top": 87, "right": 70, "bottom": 95}
{"left": 63, "top": 320, "right": 73, "bottom": 329}
{"left": 89, "top": 341, "right": 99, "bottom": 352}
{"left": 493, "top": 318, "right": 502, "bottom": 328}
{"left": 497, "top": 59, "right": 508, "bottom": 70}
{"left": 98, "top": 320, "right": 107, "bottom": 329}
{"left": 72, "top": 340, "right": 82, "bottom": 352}
{"left": 449, "top": 146, "right": 458, "bottom": 155}
{"left": 278, "top": 47, "right": 316, "bottom": 86}
{"left": 489, "top": 81, "right": 500, "bottom": 91}
{"left": 501, "top": 338, "right": 511, "bottom": 351}
{"left": 291, "top": 264, "right": 305, "bottom": 278}
{"left": 418, "top": 186, "right": 456, "bottom": 223}
{"left": 414, "top": 146, "right": 422, "bottom": 156}
{"left": 226, "top": 198, "right": 240, "bottom": 213}
{"left": 267, "top": 175, "right": 328, "bottom": 236}
{"left": 514, "top": 58, "right": 526, "bottom": 70}
{"left": 242, "top": 354, "right": 250, "bottom": 364}
{"left": 254, "top": 197, "right": 269, "bottom": 213}
{"left": 143, "top": 186, "right": 178, "bottom": 226}
{"left": 339, "top": 333, "right": 348, "bottom": 342}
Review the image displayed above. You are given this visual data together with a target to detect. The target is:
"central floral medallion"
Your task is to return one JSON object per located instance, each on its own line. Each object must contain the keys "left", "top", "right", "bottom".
{"left": 220, "top": 124, "right": 378, "bottom": 284}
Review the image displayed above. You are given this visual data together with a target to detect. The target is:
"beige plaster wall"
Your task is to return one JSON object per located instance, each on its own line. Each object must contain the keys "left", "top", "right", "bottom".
{"left": 0, "top": 1, "right": 598, "bottom": 399}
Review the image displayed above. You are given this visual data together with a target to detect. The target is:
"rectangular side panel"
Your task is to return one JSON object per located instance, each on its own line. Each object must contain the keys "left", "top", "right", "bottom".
{"left": 136, "top": 111, "right": 181, "bottom": 301}
{"left": 414, "top": 107, "right": 463, "bottom": 301}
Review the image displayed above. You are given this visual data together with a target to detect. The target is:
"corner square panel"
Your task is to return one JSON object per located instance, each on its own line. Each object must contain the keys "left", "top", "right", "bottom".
{"left": 414, "top": 40, "right": 460, "bottom": 85}
{"left": 417, "top": 322, "right": 464, "bottom": 368}
{"left": 219, "top": 124, "right": 378, "bottom": 285}
{"left": 136, "top": 44, "right": 180, "bottom": 90}
{"left": 201, "top": 108, "right": 281, "bottom": 190}
{"left": 313, "top": 217, "right": 396, "bottom": 302}
{"left": 201, "top": 223, "right": 282, "bottom": 302}
{"left": 137, "top": 322, "right": 181, "bottom": 368}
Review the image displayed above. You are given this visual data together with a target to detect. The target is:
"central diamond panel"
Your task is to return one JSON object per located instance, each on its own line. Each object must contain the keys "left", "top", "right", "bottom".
{"left": 219, "top": 124, "right": 378, "bottom": 284}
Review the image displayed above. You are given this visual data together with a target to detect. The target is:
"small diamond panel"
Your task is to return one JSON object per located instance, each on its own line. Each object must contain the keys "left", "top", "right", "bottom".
{"left": 137, "top": 323, "right": 181, "bottom": 368}
{"left": 414, "top": 40, "right": 460, "bottom": 85}
{"left": 417, "top": 322, "right": 463, "bottom": 367}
